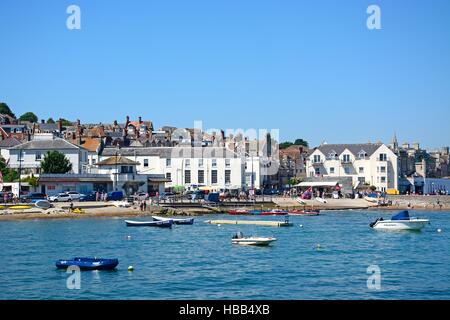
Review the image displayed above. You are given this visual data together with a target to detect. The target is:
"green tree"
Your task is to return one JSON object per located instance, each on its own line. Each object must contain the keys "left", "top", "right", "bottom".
{"left": 0, "top": 156, "right": 19, "bottom": 182}
{"left": 279, "top": 138, "right": 309, "bottom": 150}
{"left": 60, "top": 118, "right": 73, "bottom": 126}
{"left": 293, "top": 139, "right": 309, "bottom": 148}
{"left": 46, "top": 118, "right": 56, "bottom": 124}
{"left": 21, "top": 174, "right": 39, "bottom": 188}
{"left": 279, "top": 142, "right": 294, "bottom": 149}
{"left": 19, "top": 112, "right": 38, "bottom": 123}
{"left": 0, "top": 102, "right": 16, "bottom": 118}
{"left": 40, "top": 151, "right": 73, "bottom": 174}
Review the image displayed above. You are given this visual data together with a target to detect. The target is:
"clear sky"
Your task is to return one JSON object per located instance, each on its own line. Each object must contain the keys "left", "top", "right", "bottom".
{"left": 1, "top": 0, "right": 449, "bottom": 149}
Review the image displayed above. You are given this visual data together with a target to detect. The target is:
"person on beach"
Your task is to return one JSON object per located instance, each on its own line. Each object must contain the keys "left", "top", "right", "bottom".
{"left": 143, "top": 200, "right": 147, "bottom": 211}
{"left": 95, "top": 191, "right": 99, "bottom": 202}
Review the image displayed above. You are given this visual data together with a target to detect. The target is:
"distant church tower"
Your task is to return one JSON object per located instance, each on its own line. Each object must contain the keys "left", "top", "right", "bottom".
{"left": 390, "top": 132, "right": 399, "bottom": 152}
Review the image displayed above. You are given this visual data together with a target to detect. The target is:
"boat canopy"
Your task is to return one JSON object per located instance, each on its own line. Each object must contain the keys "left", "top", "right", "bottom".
{"left": 391, "top": 210, "right": 410, "bottom": 221}
{"left": 295, "top": 181, "right": 339, "bottom": 187}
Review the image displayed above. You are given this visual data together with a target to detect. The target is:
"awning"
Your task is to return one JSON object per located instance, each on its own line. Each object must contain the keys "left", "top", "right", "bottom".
{"left": 295, "top": 181, "right": 339, "bottom": 187}
{"left": 148, "top": 178, "right": 171, "bottom": 183}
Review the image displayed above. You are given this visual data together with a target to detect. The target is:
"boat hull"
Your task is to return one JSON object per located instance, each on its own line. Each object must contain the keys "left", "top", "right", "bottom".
{"left": 152, "top": 216, "right": 194, "bottom": 225}
{"left": 288, "top": 210, "right": 320, "bottom": 216}
{"left": 125, "top": 220, "right": 173, "bottom": 228}
{"left": 232, "top": 237, "right": 277, "bottom": 246}
{"left": 55, "top": 258, "right": 119, "bottom": 270}
{"left": 227, "top": 210, "right": 250, "bottom": 215}
{"left": 372, "top": 219, "right": 429, "bottom": 231}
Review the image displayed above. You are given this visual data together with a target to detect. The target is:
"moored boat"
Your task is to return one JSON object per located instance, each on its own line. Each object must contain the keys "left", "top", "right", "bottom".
{"left": 231, "top": 232, "right": 277, "bottom": 246}
{"left": 259, "top": 209, "right": 288, "bottom": 216}
{"left": 55, "top": 257, "right": 119, "bottom": 270}
{"left": 35, "top": 200, "right": 52, "bottom": 209}
{"left": 125, "top": 219, "right": 173, "bottom": 228}
{"left": 370, "top": 210, "right": 429, "bottom": 231}
{"left": 288, "top": 209, "right": 320, "bottom": 216}
{"left": 315, "top": 197, "right": 327, "bottom": 204}
{"left": 227, "top": 209, "right": 250, "bottom": 215}
{"left": 152, "top": 216, "right": 194, "bottom": 225}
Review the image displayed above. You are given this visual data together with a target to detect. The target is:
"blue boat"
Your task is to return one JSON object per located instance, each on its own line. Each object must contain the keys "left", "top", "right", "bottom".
{"left": 55, "top": 257, "right": 119, "bottom": 270}
{"left": 125, "top": 219, "right": 173, "bottom": 228}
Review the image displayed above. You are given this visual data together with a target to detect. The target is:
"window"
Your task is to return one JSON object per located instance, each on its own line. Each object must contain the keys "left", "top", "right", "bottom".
{"left": 344, "top": 167, "right": 350, "bottom": 174}
{"left": 35, "top": 153, "right": 42, "bottom": 161}
{"left": 380, "top": 166, "right": 386, "bottom": 173}
{"left": 225, "top": 159, "right": 231, "bottom": 168}
{"left": 329, "top": 167, "right": 335, "bottom": 174}
{"left": 343, "top": 154, "right": 351, "bottom": 163}
{"left": 121, "top": 166, "right": 133, "bottom": 173}
{"left": 166, "top": 158, "right": 171, "bottom": 167}
{"left": 315, "top": 167, "right": 320, "bottom": 175}
{"left": 184, "top": 170, "right": 191, "bottom": 184}
{"left": 198, "top": 159, "right": 204, "bottom": 167}
{"left": 166, "top": 172, "right": 171, "bottom": 181}
{"left": 381, "top": 177, "right": 387, "bottom": 183}
{"left": 225, "top": 170, "right": 231, "bottom": 184}
{"left": 358, "top": 177, "right": 366, "bottom": 184}
{"left": 185, "top": 159, "right": 190, "bottom": 168}
{"left": 144, "top": 159, "right": 149, "bottom": 167}
{"left": 198, "top": 170, "right": 204, "bottom": 184}
{"left": 212, "top": 159, "right": 217, "bottom": 168}
{"left": 211, "top": 170, "right": 218, "bottom": 184}
{"left": 359, "top": 167, "right": 364, "bottom": 174}
{"left": 92, "top": 158, "right": 96, "bottom": 165}
{"left": 379, "top": 154, "right": 387, "bottom": 161}
{"left": 328, "top": 151, "right": 337, "bottom": 159}
{"left": 358, "top": 150, "right": 367, "bottom": 159}
{"left": 313, "top": 155, "right": 321, "bottom": 163}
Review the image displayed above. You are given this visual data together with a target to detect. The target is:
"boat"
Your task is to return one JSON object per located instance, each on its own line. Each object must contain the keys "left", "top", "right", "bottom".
{"left": 9, "top": 205, "right": 32, "bottom": 210}
{"left": 114, "top": 201, "right": 132, "bottom": 208}
{"left": 55, "top": 257, "right": 119, "bottom": 270}
{"left": 72, "top": 208, "right": 84, "bottom": 214}
{"left": 364, "top": 194, "right": 379, "bottom": 203}
{"left": 35, "top": 200, "right": 52, "bottom": 209}
{"left": 231, "top": 232, "right": 277, "bottom": 246}
{"left": 297, "top": 198, "right": 307, "bottom": 205}
{"left": 370, "top": 210, "right": 429, "bottom": 231}
{"left": 152, "top": 216, "right": 194, "bottom": 225}
{"left": 125, "top": 219, "right": 173, "bottom": 228}
{"left": 227, "top": 209, "right": 250, "bottom": 215}
{"left": 315, "top": 197, "right": 327, "bottom": 204}
{"left": 288, "top": 209, "right": 320, "bottom": 216}
{"left": 260, "top": 209, "right": 288, "bottom": 216}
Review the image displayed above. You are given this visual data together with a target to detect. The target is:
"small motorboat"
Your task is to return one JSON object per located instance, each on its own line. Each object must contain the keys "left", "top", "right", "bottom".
{"left": 370, "top": 210, "right": 429, "bottom": 231}
{"left": 227, "top": 209, "right": 250, "bottom": 215}
{"left": 259, "top": 209, "right": 289, "bottom": 216}
{"left": 152, "top": 216, "right": 194, "bottom": 225}
{"left": 288, "top": 209, "right": 320, "bottom": 216}
{"left": 231, "top": 232, "right": 277, "bottom": 246}
{"left": 315, "top": 197, "right": 327, "bottom": 204}
{"left": 55, "top": 257, "right": 119, "bottom": 270}
{"left": 364, "top": 195, "right": 379, "bottom": 203}
{"left": 125, "top": 219, "right": 173, "bottom": 228}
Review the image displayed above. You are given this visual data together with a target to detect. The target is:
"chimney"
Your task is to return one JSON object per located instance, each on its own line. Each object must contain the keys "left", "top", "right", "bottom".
{"left": 77, "top": 119, "right": 81, "bottom": 126}
{"left": 41, "top": 119, "right": 45, "bottom": 124}
{"left": 114, "top": 120, "right": 118, "bottom": 126}
{"left": 57, "top": 119, "right": 62, "bottom": 132}
{"left": 138, "top": 116, "right": 142, "bottom": 124}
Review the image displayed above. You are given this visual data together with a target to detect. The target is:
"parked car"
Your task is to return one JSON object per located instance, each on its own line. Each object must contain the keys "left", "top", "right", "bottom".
{"left": 132, "top": 192, "right": 148, "bottom": 201}
{"left": 20, "top": 192, "right": 48, "bottom": 203}
{"left": 79, "top": 192, "right": 97, "bottom": 202}
{"left": 48, "top": 193, "right": 72, "bottom": 202}
{"left": 66, "top": 191, "right": 85, "bottom": 201}
{"left": 106, "top": 191, "right": 124, "bottom": 201}
{"left": 159, "top": 192, "right": 175, "bottom": 201}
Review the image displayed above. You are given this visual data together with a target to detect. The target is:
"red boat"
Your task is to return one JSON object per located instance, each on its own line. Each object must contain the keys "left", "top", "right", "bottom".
{"left": 259, "top": 209, "right": 289, "bottom": 216}
{"left": 288, "top": 210, "right": 320, "bottom": 216}
{"left": 228, "top": 209, "right": 250, "bottom": 215}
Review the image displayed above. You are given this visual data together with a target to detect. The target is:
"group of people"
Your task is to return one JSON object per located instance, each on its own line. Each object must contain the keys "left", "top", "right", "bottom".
{"left": 94, "top": 191, "right": 108, "bottom": 202}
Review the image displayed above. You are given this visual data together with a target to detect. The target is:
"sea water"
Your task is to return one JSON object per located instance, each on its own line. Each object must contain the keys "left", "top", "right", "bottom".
{"left": 0, "top": 211, "right": 449, "bottom": 300}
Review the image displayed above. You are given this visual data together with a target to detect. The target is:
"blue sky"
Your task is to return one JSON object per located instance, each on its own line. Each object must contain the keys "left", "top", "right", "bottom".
{"left": 1, "top": 0, "right": 449, "bottom": 149}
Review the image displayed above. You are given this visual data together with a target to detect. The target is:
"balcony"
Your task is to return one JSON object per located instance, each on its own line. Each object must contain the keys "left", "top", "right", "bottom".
{"left": 340, "top": 159, "right": 353, "bottom": 165}
{"left": 311, "top": 160, "right": 324, "bottom": 166}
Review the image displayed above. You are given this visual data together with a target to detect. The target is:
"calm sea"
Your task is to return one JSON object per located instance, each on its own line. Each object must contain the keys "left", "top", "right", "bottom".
{"left": 0, "top": 211, "right": 449, "bottom": 300}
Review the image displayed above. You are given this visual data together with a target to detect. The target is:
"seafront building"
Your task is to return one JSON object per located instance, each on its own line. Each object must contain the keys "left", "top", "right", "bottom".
{"left": 305, "top": 143, "right": 399, "bottom": 193}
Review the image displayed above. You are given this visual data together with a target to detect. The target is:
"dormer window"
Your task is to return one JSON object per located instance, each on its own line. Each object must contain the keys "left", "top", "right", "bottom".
{"left": 328, "top": 151, "right": 338, "bottom": 159}
{"left": 358, "top": 150, "right": 367, "bottom": 159}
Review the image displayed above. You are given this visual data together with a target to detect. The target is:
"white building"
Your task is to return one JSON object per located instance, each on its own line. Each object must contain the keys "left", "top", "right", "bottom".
{"left": 99, "top": 147, "right": 246, "bottom": 192}
{"left": 6, "top": 135, "right": 89, "bottom": 177}
{"left": 306, "top": 143, "right": 398, "bottom": 192}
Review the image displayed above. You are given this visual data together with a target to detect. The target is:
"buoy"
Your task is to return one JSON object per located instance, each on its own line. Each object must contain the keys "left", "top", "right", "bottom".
{"left": 128, "top": 266, "right": 134, "bottom": 272}
{"left": 316, "top": 244, "right": 321, "bottom": 250}
{"left": 437, "top": 229, "right": 442, "bottom": 233}
{"left": 218, "top": 224, "right": 221, "bottom": 227}
{"left": 299, "top": 224, "right": 304, "bottom": 228}
{"left": 126, "top": 236, "right": 132, "bottom": 240}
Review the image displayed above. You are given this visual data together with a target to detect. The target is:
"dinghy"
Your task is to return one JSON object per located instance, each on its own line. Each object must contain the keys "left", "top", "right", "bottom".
{"left": 288, "top": 209, "right": 320, "bottom": 216}
{"left": 55, "top": 257, "right": 119, "bottom": 270}
{"left": 370, "top": 210, "right": 429, "bottom": 231}
{"left": 259, "top": 209, "right": 288, "bottom": 216}
{"left": 35, "top": 200, "right": 52, "bottom": 209}
{"left": 315, "top": 197, "right": 327, "bottom": 204}
{"left": 114, "top": 201, "right": 132, "bottom": 208}
{"left": 125, "top": 219, "right": 173, "bottom": 228}
{"left": 152, "top": 216, "right": 194, "bottom": 225}
{"left": 231, "top": 232, "right": 277, "bottom": 246}
{"left": 297, "top": 198, "right": 307, "bottom": 205}
{"left": 227, "top": 209, "right": 250, "bottom": 215}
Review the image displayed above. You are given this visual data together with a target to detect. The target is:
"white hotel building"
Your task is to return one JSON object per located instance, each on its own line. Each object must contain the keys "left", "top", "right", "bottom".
{"left": 306, "top": 143, "right": 399, "bottom": 192}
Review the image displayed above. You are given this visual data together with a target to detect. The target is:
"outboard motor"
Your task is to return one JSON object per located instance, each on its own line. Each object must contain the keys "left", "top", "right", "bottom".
{"left": 369, "top": 218, "right": 379, "bottom": 228}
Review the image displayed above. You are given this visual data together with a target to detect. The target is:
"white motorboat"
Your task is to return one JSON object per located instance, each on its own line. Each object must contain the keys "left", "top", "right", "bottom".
{"left": 35, "top": 200, "right": 52, "bottom": 209}
{"left": 370, "top": 210, "right": 429, "bottom": 231}
{"left": 231, "top": 232, "right": 277, "bottom": 246}
{"left": 297, "top": 198, "right": 307, "bottom": 205}
{"left": 152, "top": 216, "right": 194, "bottom": 225}
{"left": 364, "top": 196, "right": 379, "bottom": 203}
